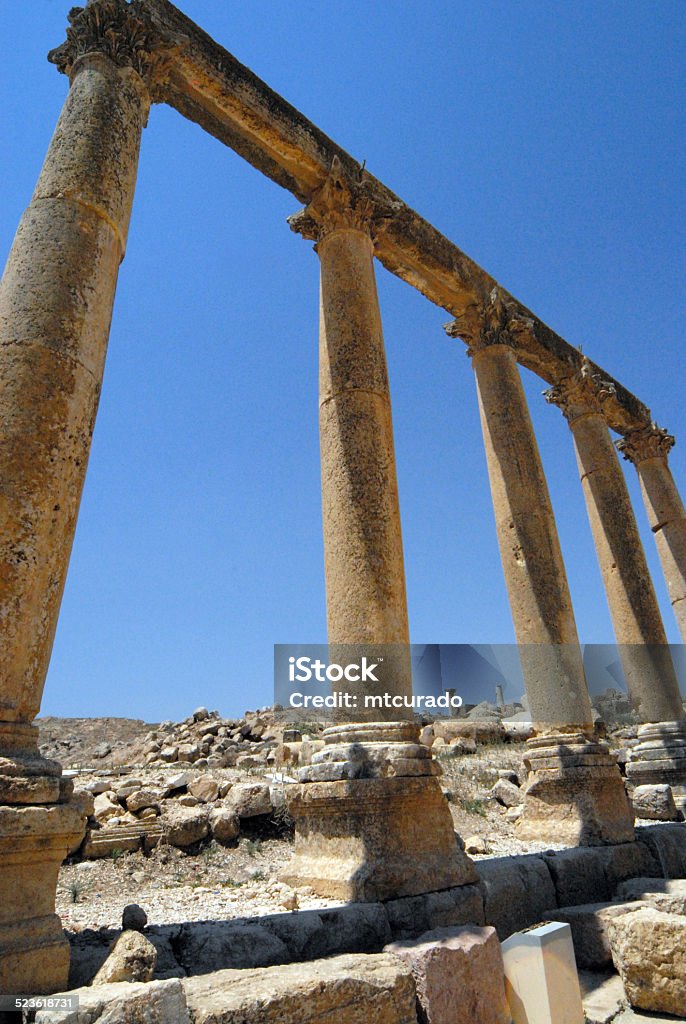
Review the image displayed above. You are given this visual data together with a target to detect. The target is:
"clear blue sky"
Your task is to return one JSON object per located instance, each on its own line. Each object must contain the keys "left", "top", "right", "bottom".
{"left": 1, "top": 2, "right": 684, "bottom": 721}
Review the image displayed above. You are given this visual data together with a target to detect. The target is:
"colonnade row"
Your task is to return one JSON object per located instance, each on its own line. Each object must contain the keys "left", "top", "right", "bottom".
{"left": 0, "top": 1, "right": 685, "bottom": 992}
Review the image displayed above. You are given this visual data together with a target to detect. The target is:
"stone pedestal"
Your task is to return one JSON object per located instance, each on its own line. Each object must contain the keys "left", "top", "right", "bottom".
{"left": 626, "top": 721, "right": 686, "bottom": 810}
{"left": 0, "top": 802, "right": 85, "bottom": 995}
{"left": 281, "top": 723, "right": 476, "bottom": 901}
{"left": 516, "top": 732, "right": 635, "bottom": 846}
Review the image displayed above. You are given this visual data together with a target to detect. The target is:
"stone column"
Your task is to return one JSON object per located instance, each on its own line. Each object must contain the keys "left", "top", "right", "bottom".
{"left": 615, "top": 422, "right": 686, "bottom": 799}
{"left": 281, "top": 158, "right": 476, "bottom": 900}
{"left": 617, "top": 424, "right": 686, "bottom": 641}
{"left": 446, "top": 293, "right": 633, "bottom": 846}
{"left": 545, "top": 359, "right": 683, "bottom": 723}
{"left": 0, "top": 0, "right": 166, "bottom": 993}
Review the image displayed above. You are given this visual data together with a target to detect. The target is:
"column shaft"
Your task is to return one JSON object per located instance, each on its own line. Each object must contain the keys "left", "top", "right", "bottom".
{"left": 0, "top": 54, "right": 149, "bottom": 729}
{"left": 471, "top": 342, "right": 592, "bottom": 729}
{"left": 568, "top": 411, "right": 682, "bottom": 722}
{"left": 618, "top": 426, "right": 686, "bottom": 641}
{"left": 318, "top": 228, "right": 410, "bottom": 658}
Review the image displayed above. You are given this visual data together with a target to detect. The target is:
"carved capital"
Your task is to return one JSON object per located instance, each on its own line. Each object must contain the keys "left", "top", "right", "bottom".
{"left": 48, "top": 0, "right": 176, "bottom": 96}
{"left": 288, "top": 156, "right": 389, "bottom": 244}
{"left": 544, "top": 357, "right": 616, "bottom": 422}
{"left": 444, "top": 288, "right": 534, "bottom": 356}
{"left": 616, "top": 422, "right": 676, "bottom": 465}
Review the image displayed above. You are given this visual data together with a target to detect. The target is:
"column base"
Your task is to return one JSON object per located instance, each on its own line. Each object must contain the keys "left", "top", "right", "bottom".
{"left": 281, "top": 775, "right": 477, "bottom": 902}
{"left": 0, "top": 800, "right": 87, "bottom": 994}
{"left": 0, "top": 723, "right": 63, "bottom": 804}
{"left": 625, "top": 721, "right": 686, "bottom": 808}
{"left": 516, "top": 732, "right": 635, "bottom": 846}
{"left": 280, "top": 721, "right": 475, "bottom": 901}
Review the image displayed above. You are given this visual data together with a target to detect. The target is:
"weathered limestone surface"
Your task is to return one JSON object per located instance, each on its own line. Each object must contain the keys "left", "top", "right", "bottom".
{"left": 0, "top": 1, "right": 158, "bottom": 996}
{"left": 91, "top": 929, "right": 157, "bottom": 985}
{"left": 476, "top": 853, "right": 556, "bottom": 940}
{"left": 608, "top": 907, "right": 686, "bottom": 1015}
{"left": 183, "top": 954, "right": 418, "bottom": 1024}
{"left": 546, "top": 362, "right": 684, "bottom": 729}
{"left": 517, "top": 732, "right": 635, "bottom": 847}
{"left": 386, "top": 925, "right": 510, "bottom": 1024}
{"left": 290, "top": 158, "right": 411, "bottom": 714}
{"left": 631, "top": 783, "right": 681, "bottom": 821}
{"left": 34, "top": 978, "right": 190, "bottom": 1024}
{"left": 446, "top": 295, "right": 632, "bottom": 846}
{"left": 614, "top": 877, "right": 686, "bottom": 915}
{"left": 281, "top": 772, "right": 477, "bottom": 902}
{"left": 0, "top": 53, "right": 150, "bottom": 728}
{"left": 618, "top": 424, "right": 686, "bottom": 639}
{"left": 545, "top": 900, "right": 652, "bottom": 970}
{"left": 0, "top": 802, "right": 88, "bottom": 994}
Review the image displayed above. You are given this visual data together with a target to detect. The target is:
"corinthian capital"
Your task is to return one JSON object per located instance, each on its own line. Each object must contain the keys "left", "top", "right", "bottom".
{"left": 444, "top": 288, "right": 533, "bottom": 355}
{"left": 48, "top": 0, "right": 176, "bottom": 94}
{"left": 544, "top": 357, "right": 616, "bottom": 422}
{"left": 616, "top": 422, "right": 676, "bottom": 465}
{"left": 288, "top": 156, "right": 389, "bottom": 244}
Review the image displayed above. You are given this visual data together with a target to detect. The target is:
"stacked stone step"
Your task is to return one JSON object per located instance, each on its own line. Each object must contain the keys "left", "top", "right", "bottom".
{"left": 299, "top": 722, "right": 440, "bottom": 782}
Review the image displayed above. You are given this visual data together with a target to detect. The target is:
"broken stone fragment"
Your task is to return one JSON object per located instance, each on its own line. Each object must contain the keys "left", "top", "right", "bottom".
{"left": 631, "top": 783, "right": 681, "bottom": 821}
{"left": 226, "top": 783, "right": 272, "bottom": 818}
{"left": 490, "top": 778, "right": 521, "bottom": 808}
{"left": 608, "top": 906, "right": 686, "bottom": 1015}
{"left": 386, "top": 925, "right": 509, "bottom": 1024}
{"left": 92, "top": 930, "right": 157, "bottom": 985}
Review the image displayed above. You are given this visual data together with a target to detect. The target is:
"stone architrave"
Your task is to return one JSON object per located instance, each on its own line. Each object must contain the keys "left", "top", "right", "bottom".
{"left": 282, "top": 162, "right": 475, "bottom": 900}
{"left": 617, "top": 423, "right": 686, "bottom": 641}
{"left": 0, "top": 0, "right": 169, "bottom": 993}
{"left": 446, "top": 297, "right": 633, "bottom": 846}
{"left": 546, "top": 362, "right": 686, "bottom": 801}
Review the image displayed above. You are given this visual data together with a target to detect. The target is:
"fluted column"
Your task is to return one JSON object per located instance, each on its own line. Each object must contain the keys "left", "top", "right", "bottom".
{"left": 618, "top": 424, "right": 686, "bottom": 642}
{"left": 0, "top": 0, "right": 167, "bottom": 993}
{"left": 446, "top": 294, "right": 633, "bottom": 846}
{"left": 280, "top": 159, "right": 476, "bottom": 901}
{"left": 545, "top": 359, "right": 684, "bottom": 725}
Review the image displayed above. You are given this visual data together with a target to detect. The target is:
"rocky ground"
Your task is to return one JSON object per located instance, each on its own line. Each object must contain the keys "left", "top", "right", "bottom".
{"left": 38, "top": 707, "right": 657, "bottom": 935}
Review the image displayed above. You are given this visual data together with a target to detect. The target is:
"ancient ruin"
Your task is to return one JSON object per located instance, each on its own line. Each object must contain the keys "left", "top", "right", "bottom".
{"left": 1, "top": 0, "right": 685, "bottom": 1014}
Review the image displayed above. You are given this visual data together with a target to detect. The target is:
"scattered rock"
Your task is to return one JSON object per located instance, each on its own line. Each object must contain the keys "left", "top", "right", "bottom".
{"left": 227, "top": 783, "right": 272, "bottom": 819}
{"left": 126, "top": 788, "right": 162, "bottom": 813}
{"left": 465, "top": 836, "right": 488, "bottom": 855}
{"left": 608, "top": 907, "right": 686, "bottom": 1015}
{"left": 490, "top": 779, "right": 520, "bottom": 808}
{"left": 162, "top": 805, "right": 210, "bottom": 848}
{"left": 93, "top": 792, "right": 121, "bottom": 823}
{"left": 188, "top": 777, "right": 219, "bottom": 803}
{"left": 209, "top": 807, "right": 240, "bottom": 844}
{"left": 92, "top": 929, "right": 157, "bottom": 984}
{"left": 122, "top": 903, "right": 148, "bottom": 932}
{"left": 631, "top": 784, "right": 681, "bottom": 821}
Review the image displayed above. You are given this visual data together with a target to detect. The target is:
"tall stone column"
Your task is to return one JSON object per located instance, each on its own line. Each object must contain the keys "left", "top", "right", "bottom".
{"left": 281, "top": 158, "right": 476, "bottom": 900}
{"left": 0, "top": 0, "right": 166, "bottom": 993}
{"left": 545, "top": 359, "right": 683, "bottom": 722}
{"left": 614, "top": 422, "right": 686, "bottom": 799}
{"left": 446, "top": 293, "right": 633, "bottom": 846}
{"left": 617, "top": 424, "right": 686, "bottom": 641}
